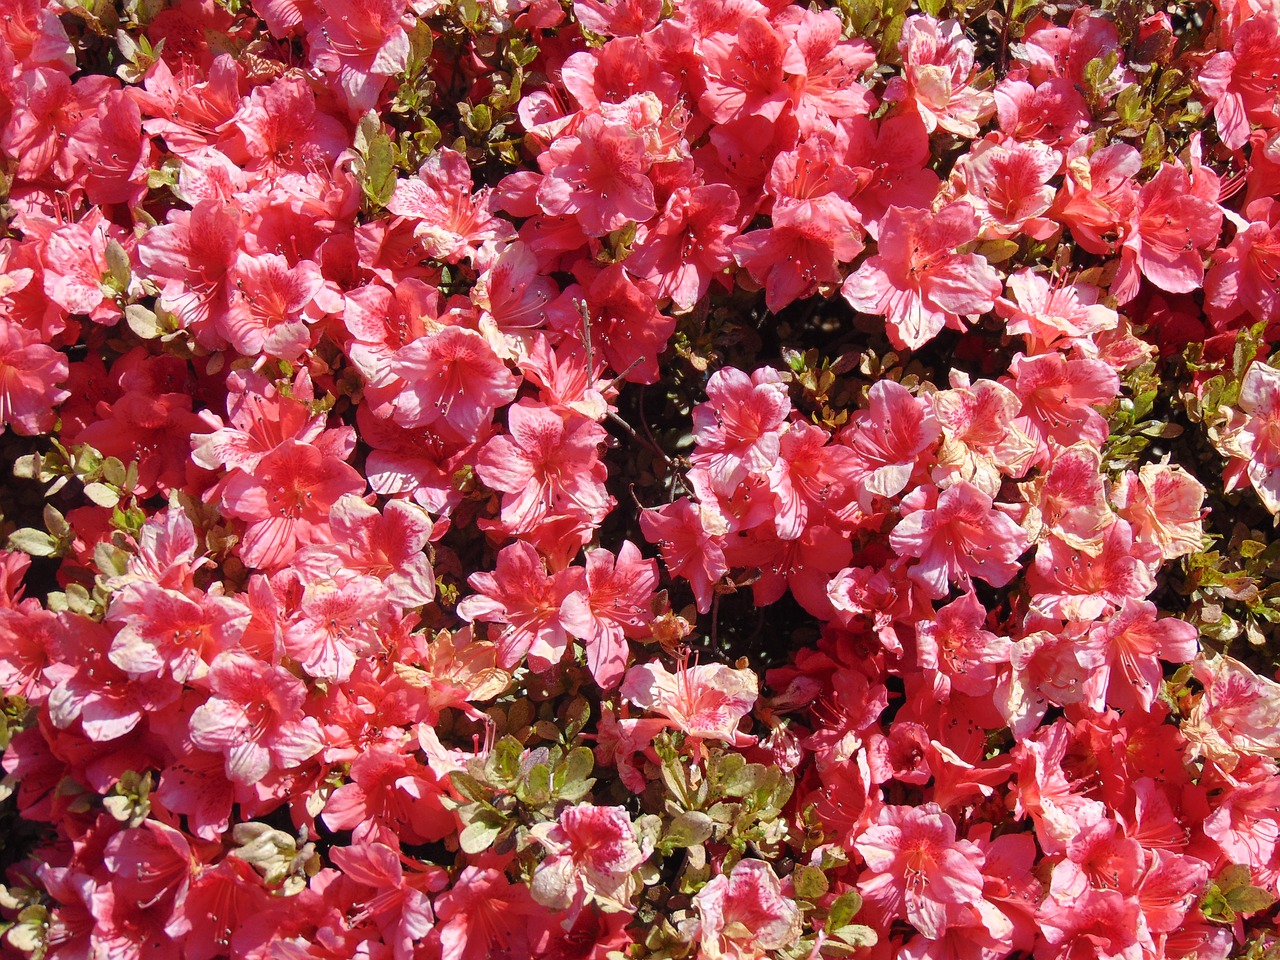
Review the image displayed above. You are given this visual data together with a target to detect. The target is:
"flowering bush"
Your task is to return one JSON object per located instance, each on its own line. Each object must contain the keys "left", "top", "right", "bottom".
{"left": 2, "top": 0, "right": 1280, "bottom": 958}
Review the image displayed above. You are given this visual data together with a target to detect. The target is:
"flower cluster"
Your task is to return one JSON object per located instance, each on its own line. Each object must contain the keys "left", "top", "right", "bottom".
{"left": 2, "top": 0, "right": 1280, "bottom": 959}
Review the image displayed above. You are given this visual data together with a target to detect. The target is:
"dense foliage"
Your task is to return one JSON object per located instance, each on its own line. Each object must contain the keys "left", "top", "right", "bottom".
{"left": 1, "top": 0, "right": 1280, "bottom": 957}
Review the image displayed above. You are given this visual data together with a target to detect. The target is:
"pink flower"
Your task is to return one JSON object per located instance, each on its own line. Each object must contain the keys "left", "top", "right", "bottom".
{"left": 699, "top": 17, "right": 792, "bottom": 124}
{"left": 476, "top": 401, "right": 612, "bottom": 533}
{"left": 1218, "top": 359, "right": 1280, "bottom": 512}
{"left": 1006, "top": 352, "right": 1119, "bottom": 463}
{"left": 732, "top": 201, "right": 864, "bottom": 312}
{"left": 222, "top": 253, "right": 325, "bottom": 361}
{"left": 329, "top": 840, "right": 441, "bottom": 960}
{"left": 916, "top": 590, "right": 1010, "bottom": 698}
{"left": 283, "top": 576, "right": 386, "bottom": 682}
{"left": 1036, "top": 885, "right": 1147, "bottom": 960}
{"left": 691, "top": 860, "right": 801, "bottom": 960}
{"left": 1112, "top": 161, "right": 1223, "bottom": 304}
{"left": 1024, "top": 443, "right": 1113, "bottom": 550}
{"left": 295, "top": 495, "right": 437, "bottom": 608}
{"left": 573, "top": 0, "right": 660, "bottom": 36}
{"left": 191, "top": 367, "right": 344, "bottom": 474}
{"left": 890, "top": 481, "right": 1030, "bottom": 598}
{"left": 855, "top": 803, "right": 986, "bottom": 939}
{"left": 691, "top": 366, "right": 791, "bottom": 496}
{"left": 531, "top": 804, "right": 644, "bottom": 918}
{"left": 954, "top": 137, "right": 1061, "bottom": 240}
{"left": 323, "top": 742, "right": 453, "bottom": 844}
{"left": 627, "top": 183, "right": 739, "bottom": 311}
{"left": 455, "top": 540, "right": 585, "bottom": 671}
{"left": 0, "top": 316, "right": 69, "bottom": 436}
{"left": 0, "top": 602, "right": 55, "bottom": 703}
{"left": 45, "top": 613, "right": 176, "bottom": 742}
{"left": 536, "top": 114, "right": 657, "bottom": 236}
{"left": 1083, "top": 598, "right": 1198, "bottom": 712}
{"left": 1027, "top": 521, "right": 1158, "bottom": 621}
{"left": 843, "top": 113, "right": 941, "bottom": 236}
{"left": 777, "top": 6, "right": 877, "bottom": 130}
{"left": 1203, "top": 778, "right": 1280, "bottom": 875}
{"left": 1182, "top": 654, "right": 1280, "bottom": 769}
{"left": 41, "top": 211, "right": 122, "bottom": 323}
{"left": 307, "top": 0, "right": 411, "bottom": 113}
{"left": 767, "top": 421, "right": 860, "bottom": 540}
{"left": 188, "top": 651, "right": 325, "bottom": 784}
{"left": 994, "top": 76, "right": 1089, "bottom": 148}
{"left": 106, "top": 581, "right": 250, "bottom": 684}
{"left": 995, "top": 268, "right": 1118, "bottom": 355}
{"left": 431, "top": 867, "right": 543, "bottom": 960}
{"left": 841, "top": 379, "right": 941, "bottom": 508}
{"left": 885, "top": 16, "right": 995, "bottom": 137}
{"left": 219, "top": 440, "right": 366, "bottom": 570}
{"left": 1111, "top": 464, "right": 1205, "bottom": 560}
{"left": 732, "top": 522, "right": 852, "bottom": 620}
{"left": 1198, "top": 15, "right": 1280, "bottom": 150}
{"left": 1205, "top": 197, "right": 1280, "bottom": 326}
{"left": 1055, "top": 140, "right": 1141, "bottom": 256}
{"left": 620, "top": 656, "right": 758, "bottom": 745}
{"left": 69, "top": 86, "right": 151, "bottom": 206}
{"left": 569, "top": 262, "right": 675, "bottom": 385}
{"left": 388, "top": 326, "right": 520, "bottom": 439}
{"left": 231, "top": 74, "right": 347, "bottom": 178}
{"left": 842, "top": 203, "right": 1002, "bottom": 350}
{"left": 471, "top": 241, "right": 556, "bottom": 337}
{"left": 639, "top": 498, "right": 729, "bottom": 614}
{"left": 996, "top": 626, "right": 1101, "bottom": 738}
{"left": 2, "top": 70, "right": 94, "bottom": 182}
{"left": 931, "top": 373, "right": 1035, "bottom": 492}
{"left": 137, "top": 199, "right": 241, "bottom": 348}
{"left": 387, "top": 148, "right": 515, "bottom": 263}
{"left": 560, "top": 542, "right": 658, "bottom": 690}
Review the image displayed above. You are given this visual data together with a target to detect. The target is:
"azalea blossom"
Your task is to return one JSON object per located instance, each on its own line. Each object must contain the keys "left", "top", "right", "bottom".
{"left": 188, "top": 651, "right": 325, "bottom": 785}
{"left": 530, "top": 803, "right": 645, "bottom": 919}
{"left": 855, "top": 803, "right": 987, "bottom": 939}
{"left": 890, "top": 481, "right": 1031, "bottom": 598}
{"left": 475, "top": 401, "right": 612, "bottom": 532}
{"left": 693, "top": 859, "right": 801, "bottom": 960}
{"left": 620, "top": 656, "right": 758, "bottom": 745}
{"left": 842, "top": 203, "right": 1002, "bottom": 350}
{"left": 1218, "top": 360, "right": 1280, "bottom": 511}
{"left": 885, "top": 16, "right": 995, "bottom": 138}
{"left": 690, "top": 366, "right": 791, "bottom": 496}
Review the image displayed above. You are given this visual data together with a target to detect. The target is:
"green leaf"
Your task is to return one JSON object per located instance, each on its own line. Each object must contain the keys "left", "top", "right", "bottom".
{"left": 515, "top": 763, "right": 551, "bottom": 806}
{"left": 459, "top": 817, "right": 502, "bottom": 854}
{"left": 559, "top": 746, "right": 594, "bottom": 787}
{"left": 448, "top": 772, "right": 490, "bottom": 803}
{"left": 102, "top": 458, "right": 128, "bottom": 489}
{"left": 125, "top": 304, "right": 162, "bottom": 339}
{"left": 7, "top": 529, "right": 58, "bottom": 557}
{"left": 484, "top": 735, "right": 523, "bottom": 789}
{"left": 826, "top": 891, "right": 864, "bottom": 932}
{"left": 83, "top": 482, "right": 121, "bottom": 508}
{"left": 665, "top": 810, "right": 714, "bottom": 848}
{"left": 467, "top": 103, "right": 492, "bottom": 134}
{"left": 105, "top": 238, "right": 131, "bottom": 290}
{"left": 792, "top": 864, "right": 829, "bottom": 900}
{"left": 353, "top": 112, "right": 398, "bottom": 208}
{"left": 722, "top": 762, "right": 771, "bottom": 798}
{"left": 976, "top": 239, "right": 1020, "bottom": 263}
{"left": 831, "top": 924, "right": 878, "bottom": 948}
{"left": 1226, "top": 885, "right": 1277, "bottom": 915}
